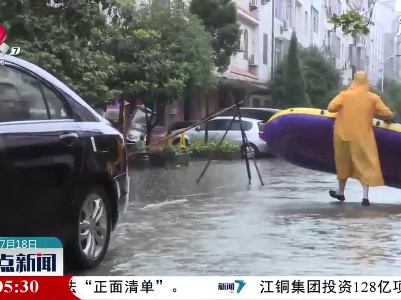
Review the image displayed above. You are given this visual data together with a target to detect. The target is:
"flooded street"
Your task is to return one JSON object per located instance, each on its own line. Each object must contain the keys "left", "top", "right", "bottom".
{"left": 84, "top": 159, "right": 401, "bottom": 276}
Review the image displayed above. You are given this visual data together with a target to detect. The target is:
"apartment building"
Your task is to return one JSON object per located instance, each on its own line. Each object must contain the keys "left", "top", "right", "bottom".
{"left": 225, "top": 0, "right": 363, "bottom": 102}
{"left": 368, "top": 1, "right": 387, "bottom": 85}
{"left": 223, "top": 0, "right": 329, "bottom": 107}
{"left": 322, "top": 0, "right": 354, "bottom": 85}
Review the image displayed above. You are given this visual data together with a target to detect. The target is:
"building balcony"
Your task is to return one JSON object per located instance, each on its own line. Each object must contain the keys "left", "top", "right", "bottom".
{"left": 236, "top": 3, "right": 259, "bottom": 27}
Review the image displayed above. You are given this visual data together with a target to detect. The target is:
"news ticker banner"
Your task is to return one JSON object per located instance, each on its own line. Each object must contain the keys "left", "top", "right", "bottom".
{"left": 1, "top": 276, "right": 401, "bottom": 299}
{"left": 0, "top": 237, "right": 63, "bottom": 276}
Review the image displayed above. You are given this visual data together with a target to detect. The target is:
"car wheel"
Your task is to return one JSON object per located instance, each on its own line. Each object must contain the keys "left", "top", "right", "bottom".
{"left": 241, "top": 143, "right": 259, "bottom": 159}
{"left": 67, "top": 186, "right": 112, "bottom": 270}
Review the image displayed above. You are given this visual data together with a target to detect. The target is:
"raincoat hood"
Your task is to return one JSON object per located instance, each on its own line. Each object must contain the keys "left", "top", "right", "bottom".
{"left": 349, "top": 71, "right": 369, "bottom": 91}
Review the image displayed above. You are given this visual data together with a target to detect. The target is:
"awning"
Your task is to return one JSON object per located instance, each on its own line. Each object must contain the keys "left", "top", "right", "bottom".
{"left": 215, "top": 74, "right": 270, "bottom": 94}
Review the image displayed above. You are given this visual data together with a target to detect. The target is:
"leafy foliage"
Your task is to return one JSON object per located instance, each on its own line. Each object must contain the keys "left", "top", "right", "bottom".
{"left": 190, "top": 0, "right": 240, "bottom": 72}
{"left": 1, "top": 0, "right": 215, "bottom": 116}
{"left": 188, "top": 140, "right": 240, "bottom": 153}
{"left": 375, "top": 78, "right": 401, "bottom": 121}
{"left": 0, "top": 0, "right": 115, "bottom": 106}
{"left": 329, "top": 1, "right": 376, "bottom": 37}
{"left": 106, "top": 1, "right": 214, "bottom": 143}
{"left": 329, "top": 11, "right": 370, "bottom": 37}
{"left": 272, "top": 44, "right": 341, "bottom": 109}
{"left": 283, "top": 32, "right": 310, "bottom": 108}
{"left": 299, "top": 47, "right": 342, "bottom": 108}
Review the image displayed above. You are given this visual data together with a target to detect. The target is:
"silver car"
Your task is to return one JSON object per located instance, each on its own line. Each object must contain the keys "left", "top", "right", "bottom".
{"left": 172, "top": 116, "right": 269, "bottom": 157}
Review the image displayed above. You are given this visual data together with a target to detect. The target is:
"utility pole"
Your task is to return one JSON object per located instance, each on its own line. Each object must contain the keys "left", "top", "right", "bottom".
{"left": 270, "top": 0, "right": 275, "bottom": 82}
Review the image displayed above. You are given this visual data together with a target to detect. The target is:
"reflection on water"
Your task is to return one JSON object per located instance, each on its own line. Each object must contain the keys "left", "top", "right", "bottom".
{"left": 82, "top": 159, "right": 401, "bottom": 276}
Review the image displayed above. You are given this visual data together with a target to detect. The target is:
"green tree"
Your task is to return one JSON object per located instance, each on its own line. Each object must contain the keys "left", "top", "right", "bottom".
{"left": 300, "top": 46, "right": 341, "bottom": 108}
{"left": 271, "top": 59, "right": 287, "bottom": 108}
{"left": 108, "top": 1, "right": 214, "bottom": 143}
{"left": 375, "top": 78, "right": 401, "bottom": 121}
{"left": 283, "top": 32, "right": 310, "bottom": 108}
{"left": 272, "top": 44, "right": 341, "bottom": 109}
{"left": 0, "top": 0, "right": 115, "bottom": 106}
{"left": 189, "top": 0, "right": 240, "bottom": 72}
{"left": 329, "top": 0, "right": 376, "bottom": 37}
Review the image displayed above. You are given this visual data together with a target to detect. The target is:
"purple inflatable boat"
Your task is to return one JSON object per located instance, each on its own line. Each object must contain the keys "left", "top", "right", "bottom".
{"left": 262, "top": 108, "right": 401, "bottom": 189}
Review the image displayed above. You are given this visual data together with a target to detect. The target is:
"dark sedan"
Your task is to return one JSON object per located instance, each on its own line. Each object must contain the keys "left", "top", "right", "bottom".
{"left": 0, "top": 55, "right": 130, "bottom": 270}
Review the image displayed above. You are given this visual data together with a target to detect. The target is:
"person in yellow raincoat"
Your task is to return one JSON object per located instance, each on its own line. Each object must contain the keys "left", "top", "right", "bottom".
{"left": 327, "top": 71, "right": 394, "bottom": 206}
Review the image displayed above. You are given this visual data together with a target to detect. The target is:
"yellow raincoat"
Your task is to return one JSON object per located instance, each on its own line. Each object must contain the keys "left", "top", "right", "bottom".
{"left": 327, "top": 71, "right": 393, "bottom": 186}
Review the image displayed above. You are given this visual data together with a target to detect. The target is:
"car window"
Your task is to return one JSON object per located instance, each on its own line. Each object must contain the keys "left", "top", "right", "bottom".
{"left": 230, "top": 120, "right": 253, "bottom": 131}
{"left": 41, "top": 84, "right": 69, "bottom": 119}
{"left": 0, "top": 65, "right": 71, "bottom": 123}
{"left": 240, "top": 109, "right": 274, "bottom": 122}
{"left": 199, "top": 119, "right": 227, "bottom": 131}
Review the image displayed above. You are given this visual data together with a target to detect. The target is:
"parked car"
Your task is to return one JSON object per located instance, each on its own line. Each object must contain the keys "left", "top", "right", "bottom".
{"left": 220, "top": 107, "right": 280, "bottom": 130}
{"left": 171, "top": 116, "right": 268, "bottom": 157}
{"left": 105, "top": 104, "right": 156, "bottom": 151}
{"left": 168, "top": 121, "right": 197, "bottom": 134}
{"left": 124, "top": 105, "right": 157, "bottom": 150}
{"left": 0, "top": 54, "right": 130, "bottom": 270}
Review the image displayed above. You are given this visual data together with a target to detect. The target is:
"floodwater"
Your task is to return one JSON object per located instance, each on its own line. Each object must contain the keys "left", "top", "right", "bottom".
{"left": 84, "top": 159, "right": 401, "bottom": 276}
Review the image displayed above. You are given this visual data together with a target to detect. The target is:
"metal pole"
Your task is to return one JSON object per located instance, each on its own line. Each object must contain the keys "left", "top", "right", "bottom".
{"left": 196, "top": 114, "right": 237, "bottom": 184}
{"left": 129, "top": 101, "right": 244, "bottom": 155}
{"left": 236, "top": 105, "right": 264, "bottom": 186}
{"left": 270, "top": 0, "right": 275, "bottom": 81}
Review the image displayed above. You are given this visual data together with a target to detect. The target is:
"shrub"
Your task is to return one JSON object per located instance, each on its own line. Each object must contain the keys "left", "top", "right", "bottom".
{"left": 187, "top": 141, "right": 240, "bottom": 152}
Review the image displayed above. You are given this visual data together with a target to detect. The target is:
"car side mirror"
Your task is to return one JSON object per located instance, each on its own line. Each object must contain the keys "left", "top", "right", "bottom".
{"left": 195, "top": 126, "right": 201, "bottom": 131}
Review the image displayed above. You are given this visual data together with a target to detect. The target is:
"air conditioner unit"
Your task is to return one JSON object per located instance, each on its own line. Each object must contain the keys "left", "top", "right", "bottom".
{"left": 170, "top": 108, "right": 177, "bottom": 115}
{"left": 261, "top": 0, "right": 270, "bottom": 4}
{"left": 248, "top": 55, "right": 258, "bottom": 68}
{"left": 249, "top": 0, "right": 258, "bottom": 10}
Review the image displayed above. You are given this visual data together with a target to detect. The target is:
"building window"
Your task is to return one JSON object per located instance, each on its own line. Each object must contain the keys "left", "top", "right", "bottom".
{"left": 311, "top": 7, "right": 319, "bottom": 34}
{"left": 274, "top": 0, "right": 278, "bottom": 17}
{"left": 274, "top": 38, "right": 283, "bottom": 66}
{"left": 336, "top": 37, "right": 341, "bottom": 58}
{"left": 243, "top": 29, "right": 249, "bottom": 60}
{"left": 252, "top": 98, "right": 261, "bottom": 108}
{"left": 263, "top": 33, "right": 268, "bottom": 65}
{"left": 337, "top": 0, "right": 342, "bottom": 16}
{"left": 286, "top": 0, "right": 293, "bottom": 26}
{"left": 275, "top": 0, "right": 286, "bottom": 20}
{"left": 304, "top": 11, "right": 308, "bottom": 36}
{"left": 341, "top": 44, "right": 344, "bottom": 60}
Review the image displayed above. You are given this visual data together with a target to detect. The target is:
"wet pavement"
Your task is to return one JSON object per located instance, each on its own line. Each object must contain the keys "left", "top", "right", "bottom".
{"left": 83, "top": 159, "right": 401, "bottom": 276}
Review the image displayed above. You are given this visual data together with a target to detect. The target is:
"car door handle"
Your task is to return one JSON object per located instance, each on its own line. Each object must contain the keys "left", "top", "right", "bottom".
{"left": 59, "top": 132, "right": 78, "bottom": 146}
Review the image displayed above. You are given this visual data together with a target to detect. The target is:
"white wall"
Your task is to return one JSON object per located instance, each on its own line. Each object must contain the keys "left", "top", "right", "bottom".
{"left": 368, "top": 5, "right": 386, "bottom": 85}
{"left": 227, "top": 0, "right": 327, "bottom": 84}
{"left": 216, "top": 0, "right": 388, "bottom": 88}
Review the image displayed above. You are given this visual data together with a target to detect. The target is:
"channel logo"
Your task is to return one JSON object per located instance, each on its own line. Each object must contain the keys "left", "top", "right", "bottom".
{"left": 0, "top": 24, "right": 21, "bottom": 65}
{"left": 218, "top": 280, "right": 246, "bottom": 294}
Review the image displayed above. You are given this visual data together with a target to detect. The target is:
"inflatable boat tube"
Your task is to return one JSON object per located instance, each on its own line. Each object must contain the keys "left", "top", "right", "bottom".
{"left": 262, "top": 108, "right": 401, "bottom": 189}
